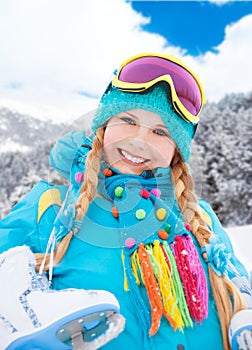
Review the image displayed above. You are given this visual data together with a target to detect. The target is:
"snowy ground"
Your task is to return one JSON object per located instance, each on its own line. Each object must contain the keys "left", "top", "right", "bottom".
{"left": 226, "top": 225, "right": 252, "bottom": 273}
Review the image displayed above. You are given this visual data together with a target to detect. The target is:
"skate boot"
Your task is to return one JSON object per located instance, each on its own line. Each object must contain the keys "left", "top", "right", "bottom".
{"left": 0, "top": 246, "right": 125, "bottom": 350}
{"left": 229, "top": 309, "right": 252, "bottom": 350}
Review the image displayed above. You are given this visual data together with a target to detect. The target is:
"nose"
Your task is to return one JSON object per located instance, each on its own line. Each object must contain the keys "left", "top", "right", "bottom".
{"left": 126, "top": 125, "right": 151, "bottom": 152}
{"left": 135, "top": 125, "right": 150, "bottom": 140}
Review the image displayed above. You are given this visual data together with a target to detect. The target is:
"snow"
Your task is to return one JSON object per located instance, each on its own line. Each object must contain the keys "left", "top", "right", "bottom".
{"left": 0, "top": 140, "right": 31, "bottom": 153}
{"left": 0, "top": 89, "right": 99, "bottom": 123}
{"left": 226, "top": 225, "right": 252, "bottom": 272}
{"left": 0, "top": 91, "right": 251, "bottom": 279}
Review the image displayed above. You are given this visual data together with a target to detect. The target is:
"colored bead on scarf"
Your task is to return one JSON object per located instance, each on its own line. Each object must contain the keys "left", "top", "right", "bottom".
{"left": 102, "top": 167, "right": 209, "bottom": 337}
{"left": 122, "top": 234, "right": 208, "bottom": 336}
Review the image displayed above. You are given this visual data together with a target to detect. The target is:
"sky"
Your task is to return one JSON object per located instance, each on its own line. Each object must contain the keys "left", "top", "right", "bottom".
{"left": 131, "top": 1, "right": 252, "bottom": 55}
{"left": 0, "top": 0, "right": 251, "bottom": 269}
{"left": 0, "top": 0, "right": 252, "bottom": 123}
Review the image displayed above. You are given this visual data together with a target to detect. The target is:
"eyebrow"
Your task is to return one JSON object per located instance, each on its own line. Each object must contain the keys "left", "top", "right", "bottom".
{"left": 155, "top": 124, "right": 167, "bottom": 128}
{"left": 125, "top": 111, "right": 138, "bottom": 119}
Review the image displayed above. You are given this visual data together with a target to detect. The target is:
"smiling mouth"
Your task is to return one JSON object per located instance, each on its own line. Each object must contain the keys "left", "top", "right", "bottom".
{"left": 118, "top": 148, "right": 149, "bottom": 165}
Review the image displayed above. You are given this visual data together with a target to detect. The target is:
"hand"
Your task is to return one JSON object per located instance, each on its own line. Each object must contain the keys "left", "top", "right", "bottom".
{"left": 229, "top": 309, "right": 252, "bottom": 350}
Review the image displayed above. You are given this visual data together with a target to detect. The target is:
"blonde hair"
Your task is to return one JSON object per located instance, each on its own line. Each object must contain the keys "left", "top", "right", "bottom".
{"left": 35, "top": 127, "right": 104, "bottom": 269}
{"left": 171, "top": 149, "right": 247, "bottom": 350}
{"left": 36, "top": 130, "right": 246, "bottom": 350}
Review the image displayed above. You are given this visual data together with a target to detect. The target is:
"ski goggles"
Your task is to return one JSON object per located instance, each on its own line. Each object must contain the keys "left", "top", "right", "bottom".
{"left": 112, "top": 53, "right": 206, "bottom": 124}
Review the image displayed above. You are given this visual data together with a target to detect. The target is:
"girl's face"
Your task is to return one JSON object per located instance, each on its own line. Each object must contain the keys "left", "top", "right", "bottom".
{"left": 103, "top": 109, "right": 176, "bottom": 175}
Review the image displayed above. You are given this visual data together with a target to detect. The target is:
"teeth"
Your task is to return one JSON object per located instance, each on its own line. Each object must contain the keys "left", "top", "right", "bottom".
{"left": 121, "top": 149, "right": 145, "bottom": 164}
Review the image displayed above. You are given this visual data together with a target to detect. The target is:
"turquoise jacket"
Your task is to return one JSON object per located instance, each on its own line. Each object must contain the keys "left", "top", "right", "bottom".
{"left": 0, "top": 131, "right": 249, "bottom": 350}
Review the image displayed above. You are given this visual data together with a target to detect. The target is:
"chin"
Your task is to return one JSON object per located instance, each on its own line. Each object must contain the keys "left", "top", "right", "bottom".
{"left": 116, "top": 164, "right": 143, "bottom": 175}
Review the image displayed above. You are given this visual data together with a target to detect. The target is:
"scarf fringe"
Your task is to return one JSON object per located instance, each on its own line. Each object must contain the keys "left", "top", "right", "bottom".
{"left": 171, "top": 236, "right": 208, "bottom": 322}
{"left": 122, "top": 251, "right": 153, "bottom": 347}
{"left": 122, "top": 235, "right": 208, "bottom": 336}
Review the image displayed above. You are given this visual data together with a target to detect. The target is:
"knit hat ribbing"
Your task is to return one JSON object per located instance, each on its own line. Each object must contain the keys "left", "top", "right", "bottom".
{"left": 92, "top": 84, "right": 196, "bottom": 162}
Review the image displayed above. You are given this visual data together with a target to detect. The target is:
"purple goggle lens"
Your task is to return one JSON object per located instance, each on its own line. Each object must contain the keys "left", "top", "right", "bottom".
{"left": 117, "top": 56, "right": 202, "bottom": 116}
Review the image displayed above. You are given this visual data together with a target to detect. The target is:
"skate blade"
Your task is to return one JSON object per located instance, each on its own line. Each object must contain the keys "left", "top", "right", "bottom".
{"left": 58, "top": 310, "right": 125, "bottom": 350}
{"left": 236, "top": 330, "right": 252, "bottom": 350}
{"left": 4, "top": 307, "right": 125, "bottom": 350}
{"left": 229, "top": 310, "right": 252, "bottom": 350}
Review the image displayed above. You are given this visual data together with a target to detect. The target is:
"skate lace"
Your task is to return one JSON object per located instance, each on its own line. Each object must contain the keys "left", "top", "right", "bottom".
{"left": 38, "top": 185, "right": 77, "bottom": 286}
{"left": 38, "top": 226, "right": 56, "bottom": 287}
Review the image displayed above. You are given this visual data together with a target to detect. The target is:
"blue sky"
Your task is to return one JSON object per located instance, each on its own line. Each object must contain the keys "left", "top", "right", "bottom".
{"left": 0, "top": 0, "right": 252, "bottom": 121}
{"left": 131, "top": 1, "right": 252, "bottom": 55}
{"left": 0, "top": 0, "right": 251, "bottom": 267}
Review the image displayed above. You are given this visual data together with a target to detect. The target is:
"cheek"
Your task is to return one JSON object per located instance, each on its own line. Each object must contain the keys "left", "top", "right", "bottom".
{"left": 103, "top": 126, "right": 124, "bottom": 162}
{"left": 103, "top": 127, "right": 119, "bottom": 150}
{"left": 153, "top": 140, "right": 176, "bottom": 167}
{"left": 103, "top": 125, "right": 125, "bottom": 145}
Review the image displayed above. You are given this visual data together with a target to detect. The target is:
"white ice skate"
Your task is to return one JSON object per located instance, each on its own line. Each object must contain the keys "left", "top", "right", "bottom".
{"left": 0, "top": 246, "right": 125, "bottom": 350}
{"left": 229, "top": 309, "right": 252, "bottom": 350}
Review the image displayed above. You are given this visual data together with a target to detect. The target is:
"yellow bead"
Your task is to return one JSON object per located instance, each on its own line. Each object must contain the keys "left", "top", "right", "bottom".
{"left": 156, "top": 208, "right": 167, "bottom": 221}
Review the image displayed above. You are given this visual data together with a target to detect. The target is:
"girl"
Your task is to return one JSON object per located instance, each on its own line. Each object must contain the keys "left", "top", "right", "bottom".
{"left": 0, "top": 53, "right": 252, "bottom": 350}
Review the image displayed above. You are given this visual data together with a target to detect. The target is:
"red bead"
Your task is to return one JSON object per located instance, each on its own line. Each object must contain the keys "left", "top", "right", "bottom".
{"left": 103, "top": 168, "right": 113, "bottom": 177}
{"left": 184, "top": 222, "right": 191, "bottom": 231}
{"left": 112, "top": 206, "right": 119, "bottom": 218}
{"left": 158, "top": 229, "right": 168, "bottom": 240}
{"left": 140, "top": 189, "right": 150, "bottom": 199}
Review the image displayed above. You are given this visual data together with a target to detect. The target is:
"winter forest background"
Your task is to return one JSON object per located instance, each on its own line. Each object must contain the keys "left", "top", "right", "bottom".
{"left": 0, "top": 91, "right": 251, "bottom": 229}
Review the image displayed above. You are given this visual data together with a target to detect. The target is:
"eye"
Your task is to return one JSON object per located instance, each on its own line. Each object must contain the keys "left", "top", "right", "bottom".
{"left": 120, "top": 117, "right": 136, "bottom": 125}
{"left": 153, "top": 128, "right": 169, "bottom": 137}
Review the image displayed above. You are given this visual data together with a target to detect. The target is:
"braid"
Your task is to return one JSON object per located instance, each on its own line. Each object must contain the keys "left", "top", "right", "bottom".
{"left": 171, "top": 149, "right": 211, "bottom": 246}
{"left": 171, "top": 149, "right": 247, "bottom": 350}
{"left": 75, "top": 127, "right": 104, "bottom": 220}
{"left": 35, "top": 127, "right": 104, "bottom": 272}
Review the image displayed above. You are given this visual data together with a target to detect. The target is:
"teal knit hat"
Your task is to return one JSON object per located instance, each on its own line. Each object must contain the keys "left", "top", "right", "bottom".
{"left": 92, "top": 84, "right": 197, "bottom": 162}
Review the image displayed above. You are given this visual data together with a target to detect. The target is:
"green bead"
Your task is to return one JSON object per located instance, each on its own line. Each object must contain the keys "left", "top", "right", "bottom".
{"left": 135, "top": 209, "right": 146, "bottom": 220}
{"left": 164, "top": 222, "right": 171, "bottom": 233}
{"left": 114, "top": 186, "right": 124, "bottom": 198}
